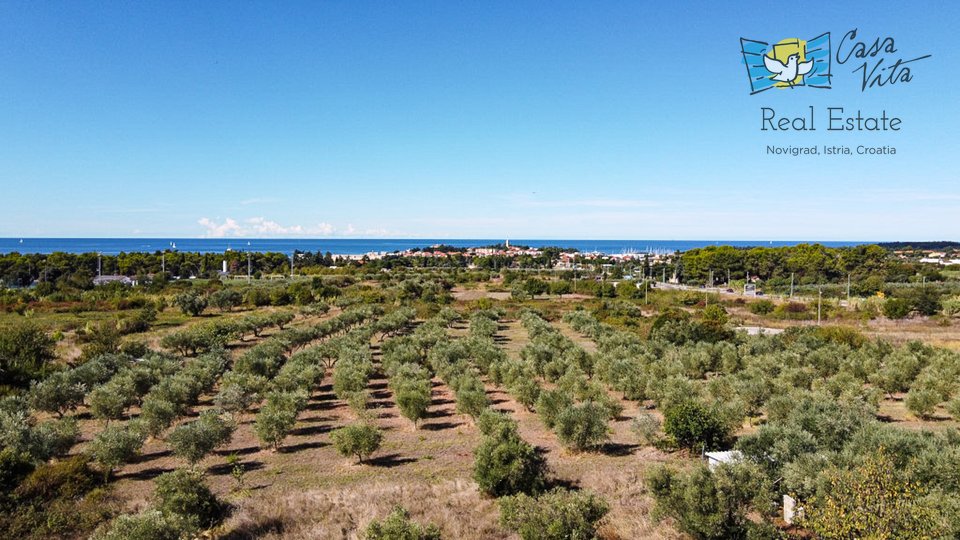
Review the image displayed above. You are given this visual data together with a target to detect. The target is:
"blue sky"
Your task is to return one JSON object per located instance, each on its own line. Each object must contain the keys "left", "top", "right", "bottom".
{"left": 1, "top": 1, "right": 957, "bottom": 240}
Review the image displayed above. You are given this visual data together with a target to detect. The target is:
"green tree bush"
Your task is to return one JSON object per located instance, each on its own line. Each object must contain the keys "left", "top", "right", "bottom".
{"left": 389, "top": 365, "right": 432, "bottom": 429}
{"left": 254, "top": 391, "right": 304, "bottom": 450}
{"left": 28, "top": 372, "right": 86, "bottom": 418}
{"left": 330, "top": 423, "right": 383, "bottom": 464}
{"left": 648, "top": 462, "right": 771, "bottom": 540}
{"left": 91, "top": 510, "right": 182, "bottom": 540}
{"left": 208, "top": 289, "right": 242, "bottom": 312}
{"left": 89, "top": 423, "right": 145, "bottom": 480}
{"left": 904, "top": 387, "right": 940, "bottom": 420}
{"left": 473, "top": 420, "right": 546, "bottom": 497}
{"left": 88, "top": 378, "right": 137, "bottom": 425}
{"left": 365, "top": 506, "right": 441, "bottom": 540}
{"left": 499, "top": 488, "right": 609, "bottom": 540}
{"left": 554, "top": 401, "right": 609, "bottom": 452}
{"left": 167, "top": 410, "right": 236, "bottom": 466}
{"left": 803, "top": 450, "right": 945, "bottom": 539}
{"left": 455, "top": 376, "right": 490, "bottom": 419}
{"left": 662, "top": 400, "right": 731, "bottom": 451}
{"left": 883, "top": 298, "right": 912, "bottom": 319}
{"left": 153, "top": 468, "right": 223, "bottom": 532}
{"left": 0, "top": 323, "right": 56, "bottom": 388}
{"left": 173, "top": 292, "right": 207, "bottom": 317}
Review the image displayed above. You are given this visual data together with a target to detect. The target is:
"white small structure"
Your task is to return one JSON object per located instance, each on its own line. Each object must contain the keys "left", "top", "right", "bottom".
{"left": 703, "top": 450, "right": 743, "bottom": 471}
{"left": 783, "top": 494, "right": 804, "bottom": 524}
{"left": 92, "top": 275, "right": 137, "bottom": 287}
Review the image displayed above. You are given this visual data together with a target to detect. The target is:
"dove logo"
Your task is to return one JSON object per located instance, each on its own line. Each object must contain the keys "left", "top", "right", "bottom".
{"left": 740, "top": 33, "right": 832, "bottom": 94}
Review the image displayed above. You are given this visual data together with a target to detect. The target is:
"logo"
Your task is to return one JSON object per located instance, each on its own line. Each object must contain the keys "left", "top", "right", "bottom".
{"left": 740, "top": 33, "right": 832, "bottom": 94}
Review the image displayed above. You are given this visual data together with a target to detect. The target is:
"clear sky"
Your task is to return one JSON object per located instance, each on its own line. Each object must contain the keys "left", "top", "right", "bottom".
{"left": 1, "top": 1, "right": 957, "bottom": 240}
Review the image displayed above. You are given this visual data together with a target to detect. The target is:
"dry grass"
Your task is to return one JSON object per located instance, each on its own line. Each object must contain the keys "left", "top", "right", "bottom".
{"left": 221, "top": 479, "right": 504, "bottom": 540}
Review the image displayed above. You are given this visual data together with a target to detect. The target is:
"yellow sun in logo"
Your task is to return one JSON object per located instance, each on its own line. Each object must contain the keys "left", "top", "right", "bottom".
{"left": 768, "top": 38, "right": 807, "bottom": 87}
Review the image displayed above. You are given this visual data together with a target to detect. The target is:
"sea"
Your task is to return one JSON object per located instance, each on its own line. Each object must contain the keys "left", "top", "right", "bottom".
{"left": 0, "top": 238, "right": 871, "bottom": 256}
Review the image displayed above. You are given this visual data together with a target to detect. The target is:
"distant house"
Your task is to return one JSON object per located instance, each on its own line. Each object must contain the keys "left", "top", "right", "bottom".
{"left": 93, "top": 275, "right": 137, "bottom": 286}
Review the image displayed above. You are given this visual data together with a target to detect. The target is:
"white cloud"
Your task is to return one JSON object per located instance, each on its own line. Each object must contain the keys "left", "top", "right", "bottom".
{"left": 197, "top": 217, "right": 243, "bottom": 237}
{"left": 197, "top": 217, "right": 386, "bottom": 238}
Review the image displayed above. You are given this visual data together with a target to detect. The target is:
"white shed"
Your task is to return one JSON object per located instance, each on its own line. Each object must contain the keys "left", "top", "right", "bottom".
{"left": 703, "top": 450, "right": 743, "bottom": 471}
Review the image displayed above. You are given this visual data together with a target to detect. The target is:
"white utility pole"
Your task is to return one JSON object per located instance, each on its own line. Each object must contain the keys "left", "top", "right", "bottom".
{"left": 817, "top": 287, "right": 823, "bottom": 326}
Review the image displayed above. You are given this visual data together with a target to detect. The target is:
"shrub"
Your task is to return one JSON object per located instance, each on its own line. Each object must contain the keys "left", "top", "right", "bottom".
{"left": 167, "top": 410, "right": 236, "bottom": 466}
{"left": 748, "top": 300, "right": 774, "bottom": 315}
{"left": 13, "top": 454, "right": 96, "bottom": 503}
{"left": 28, "top": 417, "right": 80, "bottom": 461}
{"left": 648, "top": 462, "right": 770, "bottom": 540}
{"left": 0, "top": 447, "right": 33, "bottom": 492}
{"left": 91, "top": 510, "right": 182, "bottom": 540}
{"left": 6, "top": 455, "right": 120, "bottom": 540}
{"left": 947, "top": 396, "right": 960, "bottom": 420}
{"left": 883, "top": 297, "right": 912, "bottom": 319}
{"left": 390, "top": 367, "right": 432, "bottom": 429}
{"left": 0, "top": 322, "right": 56, "bottom": 388}
{"left": 153, "top": 469, "right": 223, "bottom": 531}
{"left": 476, "top": 409, "right": 518, "bottom": 437}
{"left": 535, "top": 388, "right": 574, "bottom": 429}
{"left": 554, "top": 401, "right": 609, "bottom": 452}
{"left": 88, "top": 378, "right": 137, "bottom": 425}
{"left": 330, "top": 423, "right": 383, "bottom": 464}
{"left": 905, "top": 387, "right": 940, "bottom": 420}
{"left": 365, "top": 506, "right": 441, "bottom": 540}
{"left": 662, "top": 400, "right": 731, "bottom": 451}
{"left": 254, "top": 391, "right": 303, "bottom": 450}
{"left": 173, "top": 292, "right": 207, "bottom": 317}
{"left": 473, "top": 425, "right": 547, "bottom": 497}
{"left": 632, "top": 412, "right": 661, "bottom": 446}
{"left": 804, "top": 450, "right": 945, "bottom": 540}
{"left": 140, "top": 396, "right": 180, "bottom": 437}
{"left": 29, "top": 372, "right": 85, "bottom": 417}
{"left": 499, "top": 488, "right": 609, "bottom": 540}
{"left": 208, "top": 289, "right": 243, "bottom": 312}
{"left": 455, "top": 376, "right": 490, "bottom": 419}
{"left": 89, "top": 423, "right": 145, "bottom": 480}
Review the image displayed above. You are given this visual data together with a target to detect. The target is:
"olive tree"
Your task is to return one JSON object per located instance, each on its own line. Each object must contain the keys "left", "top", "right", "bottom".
{"left": 89, "top": 423, "right": 146, "bottom": 480}
{"left": 89, "top": 377, "right": 137, "bottom": 425}
{"left": 173, "top": 292, "right": 207, "bottom": 317}
{"left": 29, "top": 372, "right": 85, "bottom": 418}
{"left": 455, "top": 376, "right": 490, "bottom": 419}
{"left": 330, "top": 423, "right": 383, "bottom": 464}
{"left": 473, "top": 419, "right": 547, "bottom": 497}
{"left": 254, "top": 391, "right": 305, "bottom": 450}
{"left": 554, "top": 401, "right": 609, "bottom": 452}
{"left": 389, "top": 365, "right": 432, "bottom": 429}
{"left": 499, "top": 488, "right": 609, "bottom": 540}
{"left": 168, "top": 410, "right": 236, "bottom": 466}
